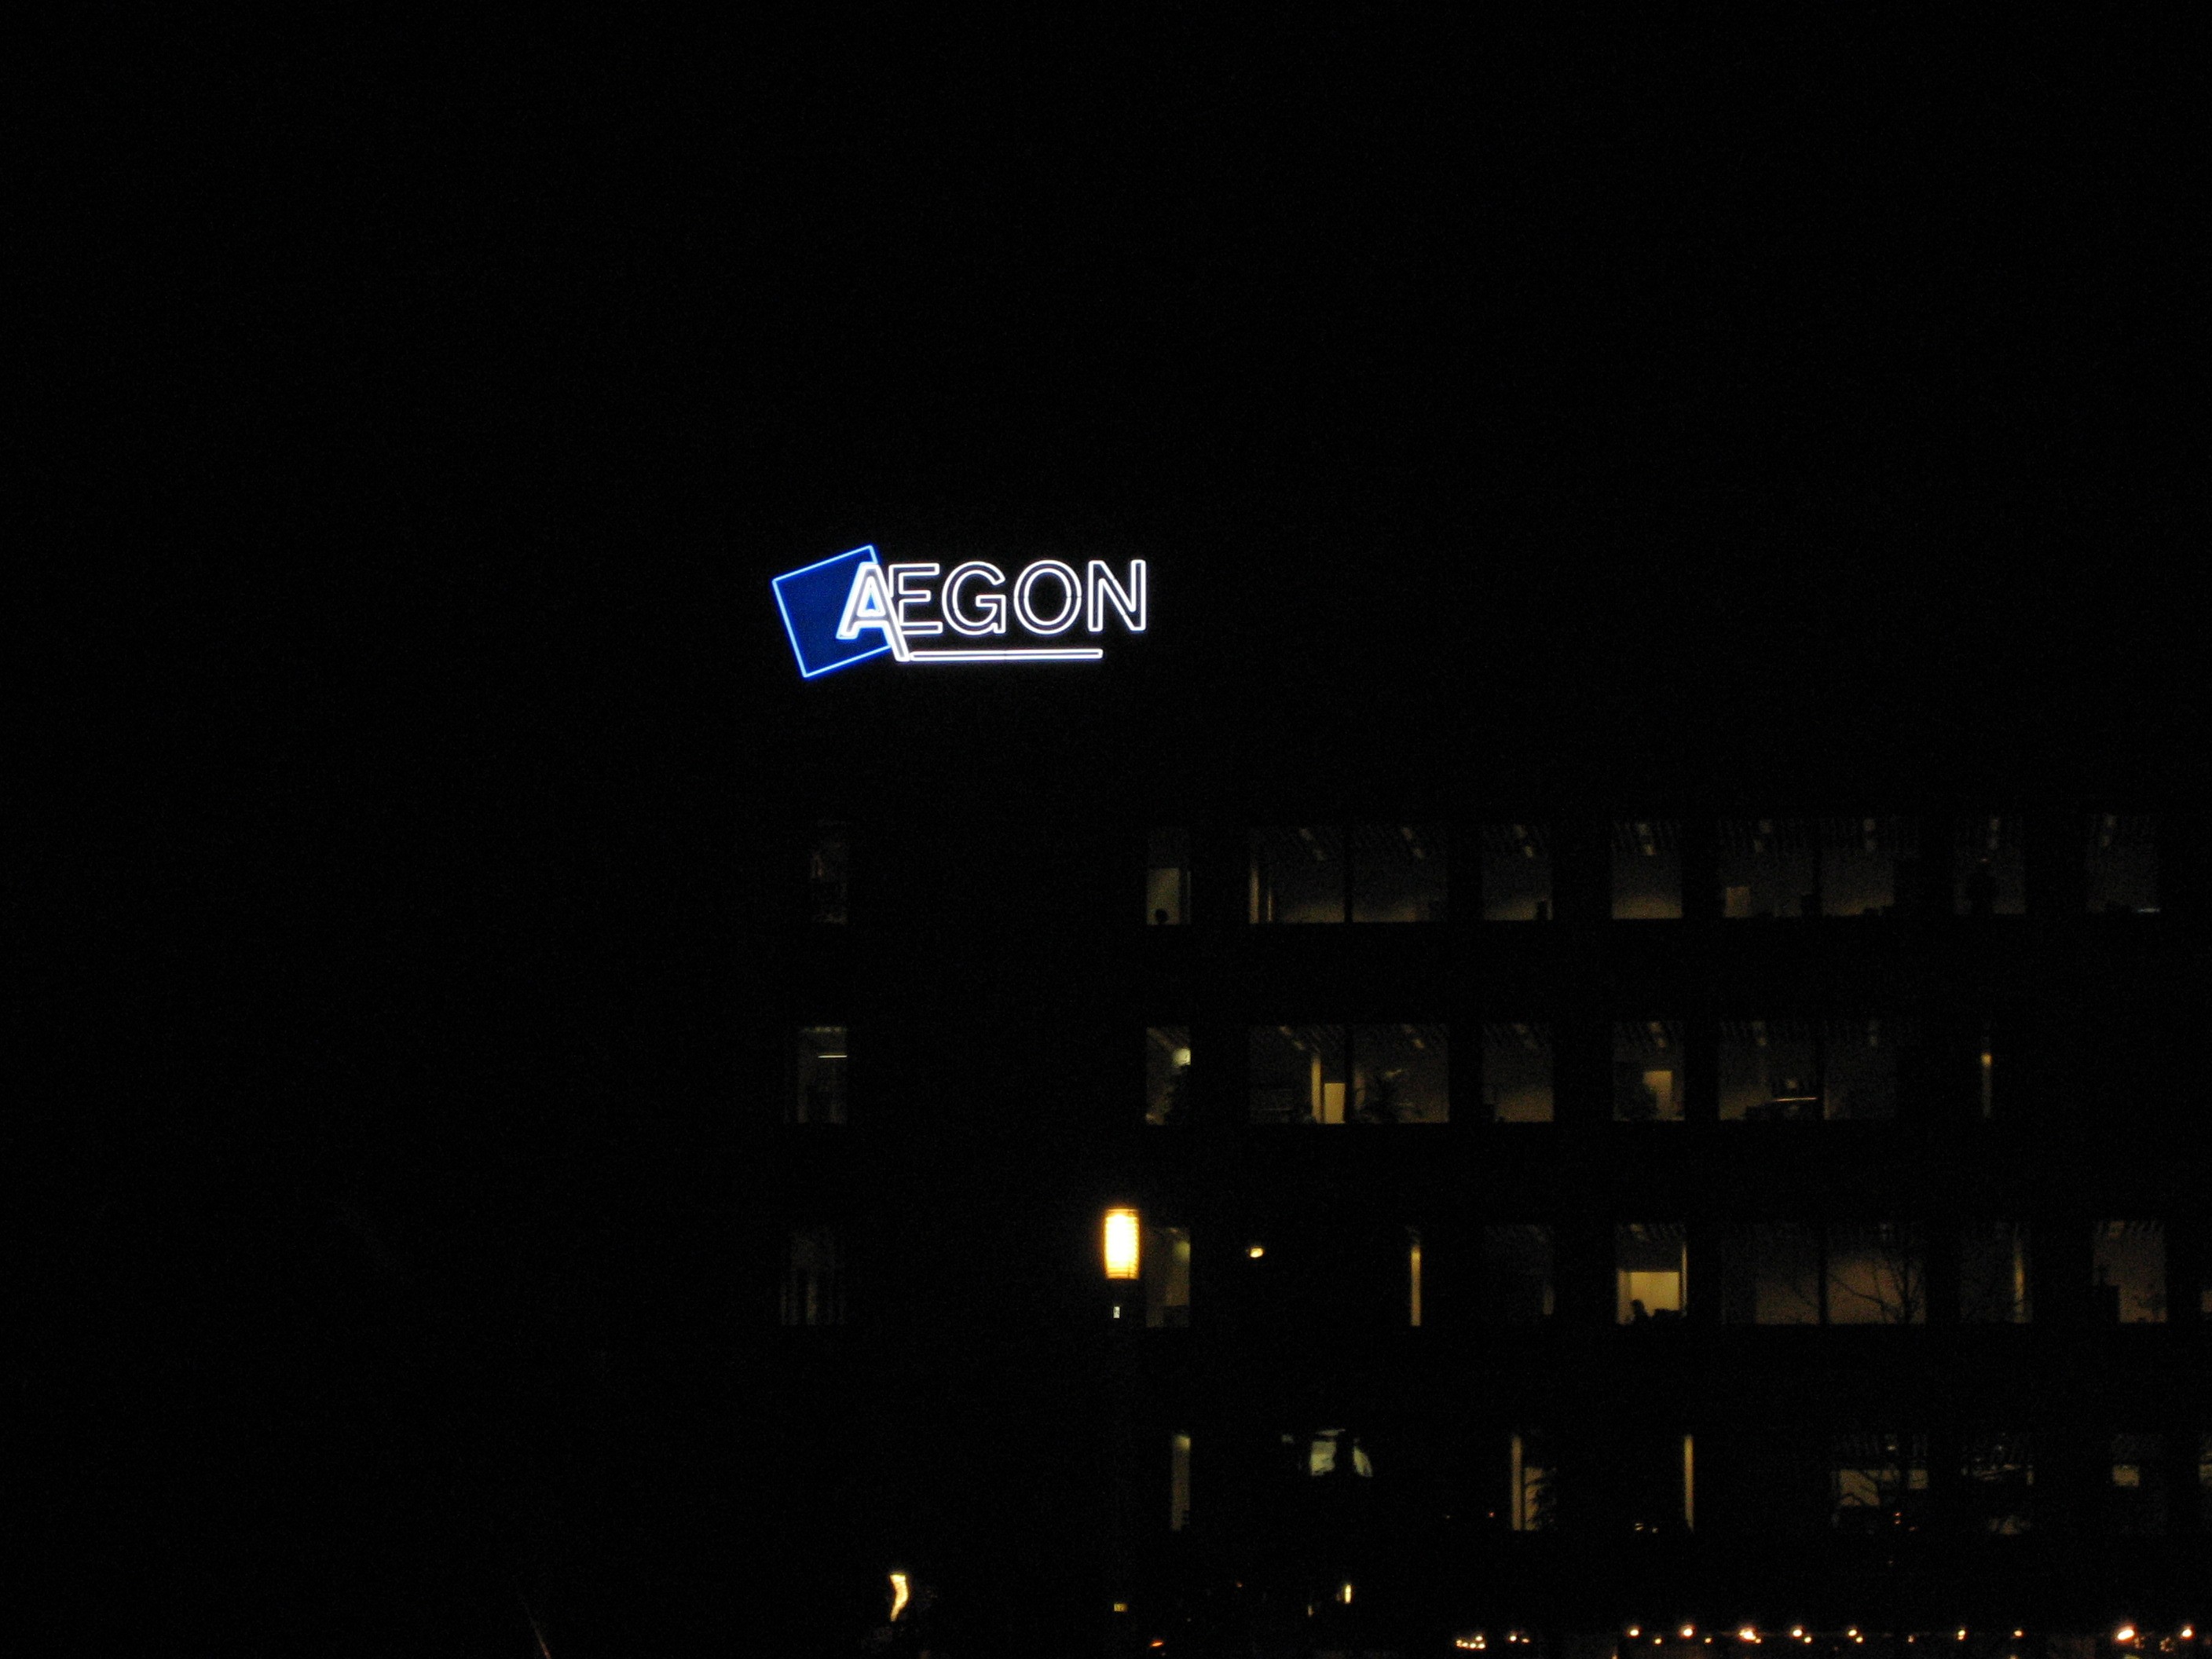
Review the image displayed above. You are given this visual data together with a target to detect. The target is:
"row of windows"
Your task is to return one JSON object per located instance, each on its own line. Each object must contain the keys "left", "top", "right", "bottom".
{"left": 781, "top": 1219, "right": 2192, "bottom": 1329}
{"left": 1162, "top": 1022, "right": 1928, "bottom": 1126}
{"left": 1111, "top": 1219, "right": 2176, "bottom": 1330}
{"left": 1148, "top": 1426, "right": 2212, "bottom": 1540}
{"left": 786, "top": 1021, "right": 2009, "bottom": 1128}
{"left": 1150, "top": 816, "right": 2163, "bottom": 925}
{"left": 797, "top": 816, "right": 2170, "bottom": 925}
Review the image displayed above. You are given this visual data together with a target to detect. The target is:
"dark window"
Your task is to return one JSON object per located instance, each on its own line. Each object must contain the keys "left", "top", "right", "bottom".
{"left": 1959, "top": 1223, "right": 2033, "bottom": 1323}
{"left": 2086, "top": 814, "right": 2159, "bottom": 914}
{"left": 1955, "top": 815, "right": 2026, "bottom": 915}
{"left": 781, "top": 1225, "right": 844, "bottom": 1326}
{"left": 807, "top": 822, "right": 849, "bottom": 924}
{"left": 793, "top": 1025, "right": 848, "bottom": 1125}
{"left": 1962, "top": 1431, "right": 2035, "bottom": 1534}
{"left": 1484, "top": 1225, "right": 1555, "bottom": 1323}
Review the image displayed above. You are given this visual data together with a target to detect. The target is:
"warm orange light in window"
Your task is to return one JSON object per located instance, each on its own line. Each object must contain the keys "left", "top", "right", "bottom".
{"left": 1105, "top": 1208, "right": 1141, "bottom": 1279}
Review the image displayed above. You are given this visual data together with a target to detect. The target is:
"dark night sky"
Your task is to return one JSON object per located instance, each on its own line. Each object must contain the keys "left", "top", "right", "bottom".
{"left": 37, "top": 14, "right": 2202, "bottom": 1651}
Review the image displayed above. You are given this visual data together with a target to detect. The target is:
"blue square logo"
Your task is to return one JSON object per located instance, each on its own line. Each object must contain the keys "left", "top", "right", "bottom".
{"left": 773, "top": 545, "right": 890, "bottom": 679}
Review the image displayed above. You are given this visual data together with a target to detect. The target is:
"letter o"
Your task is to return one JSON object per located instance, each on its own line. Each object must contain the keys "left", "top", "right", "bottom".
{"left": 1012, "top": 560, "right": 1082, "bottom": 635}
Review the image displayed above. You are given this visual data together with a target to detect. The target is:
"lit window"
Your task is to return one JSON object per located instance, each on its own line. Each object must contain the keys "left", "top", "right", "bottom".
{"left": 1351, "top": 821, "right": 1448, "bottom": 922}
{"left": 1612, "top": 820, "right": 1683, "bottom": 919}
{"left": 2093, "top": 1221, "right": 2166, "bottom": 1323}
{"left": 793, "top": 1026, "right": 848, "bottom": 1125}
{"left": 1717, "top": 1019, "right": 1902, "bottom": 1122}
{"left": 1406, "top": 1226, "right": 1424, "bottom": 1327}
{"left": 1510, "top": 1430, "right": 1556, "bottom": 1530}
{"left": 1247, "top": 1025, "right": 1449, "bottom": 1124}
{"left": 1825, "top": 1223, "right": 1926, "bottom": 1325}
{"left": 1145, "top": 827, "right": 1190, "bottom": 925}
{"left": 1481, "top": 822, "right": 1552, "bottom": 921}
{"left": 1718, "top": 1224, "right": 1924, "bottom": 1324}
{"left": 1249, "top": 826, "right": 1345, "bottom": 922}
{"left": 781, "top": 1225, "right": 844, "bottom": 1326}
{"left": 1482, "top": 1021, "right": 1553, "bottom": 1122}
{"left": 1144, "top": 1225, "right": 1192, "bottom": 1328}
{"left": 1144, "top": 1027, "right": 1192, "bottom": 1125}
{"left": 1613, "top": 1022, "right": 1685, "bottom": 1122}
{"left": 1829, "top": 1432, "right": 1928, "bottom": 1533}
{"left": 1170, "top": 1432, "right": 1192, "bottom": 1530}
{"left": 1617, "top": 1224, "right": 1686, "bottom": 1323}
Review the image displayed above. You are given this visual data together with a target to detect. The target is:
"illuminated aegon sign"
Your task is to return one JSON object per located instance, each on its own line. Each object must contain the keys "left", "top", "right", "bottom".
{"left": 773, "top": 544, "right": 1148, "bottom": 679}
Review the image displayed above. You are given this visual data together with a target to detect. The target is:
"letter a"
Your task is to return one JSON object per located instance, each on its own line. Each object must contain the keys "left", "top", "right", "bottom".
{"left": 835, "top": 561, "right": 909, "bottom": 661}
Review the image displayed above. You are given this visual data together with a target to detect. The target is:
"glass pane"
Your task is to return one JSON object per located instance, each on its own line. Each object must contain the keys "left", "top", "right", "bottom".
{"left": 1146, "top": 826, "right": 1190, "bottom": 925}
{"left": 1613, "top": 819, "right": 1683, "bottom": 919}
{"left": 1481, "top": 822, "right": 1551, "bottom": 921}
{"left": 1144, "top": 1027, "right": 1192, "bottom": 1125}
{"left": 1617, "top": 1223, "right": 1686, "bottom": 1323}
{"left": 1144, "top": 1225, "right": 1192, "bottom": 1328}
{"left": 1819, "top": 816, "right": 1911, "bottom": 917}
{"left": 781, "top": 1225, "right": 844, "bottom": 1326}
{"left": 1721, "top": 1223, "right": 1820, "bottom": 1324}
{"left": 1959, "top": 1223, "right": 2032, "bottom": 1323}
{"left": 1247, "top": 1024, "right": 1346, "bottom": 1124}
{"left": 1484, "top": 1225, "right": 1555, "bottom": 1324}
{"left": 1826, "top": 1223, "right": 1925, "bottom": 1324}
{"left": 2093, "top": 1221, "right": 2166, "bottom": 1322}
{"left": 1829, "top": 1432, "right": 1928, "bottom": 1534}
{"left": 1719, "top": 1020, "right": 1822, "bottom": 1121}
{"left": 1962, "top": 1431, "right": 2034, "bottom": 1534}
{"left": 1351, "top": 822, "right": 1446, "bottom": 921}
{"left": 1955, "top": 816, "right": 2026, "bottom": 915}
{"left": 808, "top": 823, "right": 849, "bottom": 923}
{"left": 1613, "top": 1021, "right": 1685, "bottom": 1122}
{"left": 1482, "top": 1022, "right": 1553, "bottom": 1122}
{"left": 1351, "top": 1024, "right": 1448, "bottom": 1122}
{"left": 1249, "top": 826, "right": 1346, "bottom": 922}
{"left": 1718, "top": 818, "right": 1818, "bottom": 919}
{"left": 2086, "top": 814, "right": 2159, "bottom": 914}
{"left": 793, "top": 1026, "right": 848, "bottom": 1125}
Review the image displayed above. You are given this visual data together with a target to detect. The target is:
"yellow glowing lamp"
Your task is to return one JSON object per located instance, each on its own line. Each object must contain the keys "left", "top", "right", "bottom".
{"left": 1104, "top": 1207, "right": 1141, "bottom": 1279}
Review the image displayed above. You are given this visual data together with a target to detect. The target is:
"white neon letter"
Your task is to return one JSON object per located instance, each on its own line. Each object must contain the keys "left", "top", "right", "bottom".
{"left": 1012, "top": 559, "right": 1082, "bottom": 636}
{"left": 943, "top": 562, "right": 1008, "bottom": 635}
{"left": 887, "top": 563, "right": 943, "bottom": 638}
{"left": 1085, "top": 559, "right": 1148, "bottom": 634}
{"left": 835, "top": 560, "right": 910, "bottom": 661}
